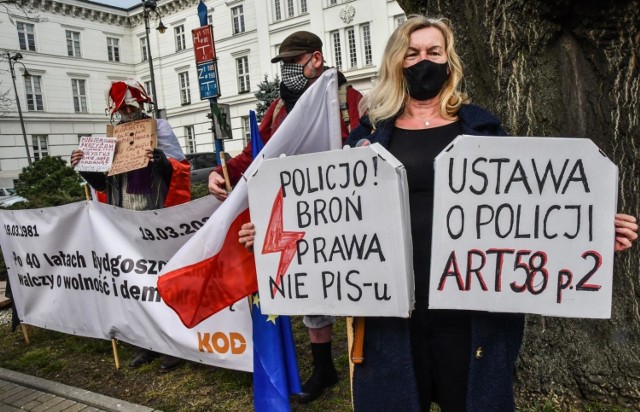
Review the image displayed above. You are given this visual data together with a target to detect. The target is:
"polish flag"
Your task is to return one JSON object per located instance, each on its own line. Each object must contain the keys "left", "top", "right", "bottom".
{"left": 158, "top": 70, "right": 343, "bottom": 328}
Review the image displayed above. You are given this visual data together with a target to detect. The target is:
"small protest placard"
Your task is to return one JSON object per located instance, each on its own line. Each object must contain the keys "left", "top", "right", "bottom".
{"left": 108, "top": 118, "right": 157, "bottom": 176}
{"left": 74, "top": 136, "right": 116, "bottom": 173}
{"left": 429, "top": 135, "right": 618, "bottom": 318}
{"left": 248, "top": 144, "right": 414, "bottom": 317}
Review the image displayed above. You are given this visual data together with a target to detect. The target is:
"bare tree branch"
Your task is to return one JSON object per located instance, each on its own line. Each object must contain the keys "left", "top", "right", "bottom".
{"left": 0, "top": 86, "right": 13, "bottom": 116}
{"left": 0, "top": 0, "right": 45, "bottom": 24}
{"left": 0, "top": 53, "right": 16, "bottom": 117}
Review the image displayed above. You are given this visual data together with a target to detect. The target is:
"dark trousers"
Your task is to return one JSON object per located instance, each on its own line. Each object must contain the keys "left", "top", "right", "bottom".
{"left": 409, "top": 309, "right": 472, "bottom": 412}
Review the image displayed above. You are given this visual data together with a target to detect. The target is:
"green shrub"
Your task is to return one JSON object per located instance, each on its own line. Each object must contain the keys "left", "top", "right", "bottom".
{"left": 191, "top": 182, "right": 210, "bottom": 200}
{"left": 14, "top": 156, "right": 85, "bottom": 207}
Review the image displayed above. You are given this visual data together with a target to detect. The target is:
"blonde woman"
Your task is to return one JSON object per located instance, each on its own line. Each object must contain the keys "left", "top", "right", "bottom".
{"left": 346, "top": 15, "right": 638, "bottom": 412}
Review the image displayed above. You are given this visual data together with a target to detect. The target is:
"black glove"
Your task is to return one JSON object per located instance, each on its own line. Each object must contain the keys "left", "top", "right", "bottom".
{"left": 152, "top": 148, "right": 172, "bottom": 183}
{"left": 152, "top": 148, "right": 168, "bottom": 164}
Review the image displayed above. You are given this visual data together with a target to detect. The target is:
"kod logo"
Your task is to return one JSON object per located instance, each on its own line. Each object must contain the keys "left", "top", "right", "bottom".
{"left": 197, "top": 332, "right": 246, "bottom": 354}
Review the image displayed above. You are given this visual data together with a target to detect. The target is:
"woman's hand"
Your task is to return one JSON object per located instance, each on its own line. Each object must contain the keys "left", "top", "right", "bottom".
{"left": 614, "top": 213, "right": 638, "bottom": 252}
{"left": 70, "top": 149, "right": 84, "bottom": 167}
{"left": 239, "top": 222, "right": 256, "bottom": 252}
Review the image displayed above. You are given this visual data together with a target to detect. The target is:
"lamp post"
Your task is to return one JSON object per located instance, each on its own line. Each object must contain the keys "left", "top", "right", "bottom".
{"left": 141, "top": 0, "right": 166, "bottom": 118}
{"left": 6, "top": 52, "right": 32, "bottom": 166}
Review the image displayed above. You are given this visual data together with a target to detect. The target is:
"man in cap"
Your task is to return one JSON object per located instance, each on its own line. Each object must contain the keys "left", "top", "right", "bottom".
{"left": 70, "top": 80, "right": 191, "bottom": 372}
{"left": 208, "top": 31, "right": 363, "bottom": 403}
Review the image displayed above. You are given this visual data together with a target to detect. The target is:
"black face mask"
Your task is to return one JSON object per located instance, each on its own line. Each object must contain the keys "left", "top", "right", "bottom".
{"left": 403, "top": 60, "right": 449, "bottom": 101}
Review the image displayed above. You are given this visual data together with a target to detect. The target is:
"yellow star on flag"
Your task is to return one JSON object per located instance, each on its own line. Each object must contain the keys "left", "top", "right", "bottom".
{"left": 266, "top": 314, "right": 279, "bottom": 324}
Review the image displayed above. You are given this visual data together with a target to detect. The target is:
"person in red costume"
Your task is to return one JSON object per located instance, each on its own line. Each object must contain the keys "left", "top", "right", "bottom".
{"left": 70, "top": 79, "right": 191, "bottom": 372}
{"left": 208, "top": 31, "right": 363, "bottom": 403}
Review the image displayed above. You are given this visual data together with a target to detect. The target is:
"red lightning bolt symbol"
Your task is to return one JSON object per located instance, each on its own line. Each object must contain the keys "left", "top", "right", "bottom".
{"left": 262, "top": 188, "right": 306, "bottom": 295}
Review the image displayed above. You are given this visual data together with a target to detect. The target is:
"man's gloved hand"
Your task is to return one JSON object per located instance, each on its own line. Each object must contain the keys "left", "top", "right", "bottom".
{"left": 152, "top": 148, "right": 168, "bottom": 164}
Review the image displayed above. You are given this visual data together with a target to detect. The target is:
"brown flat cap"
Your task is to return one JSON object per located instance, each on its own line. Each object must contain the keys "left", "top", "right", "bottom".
{"left": 271, "top": 31, "right": 323, "bottom": 63}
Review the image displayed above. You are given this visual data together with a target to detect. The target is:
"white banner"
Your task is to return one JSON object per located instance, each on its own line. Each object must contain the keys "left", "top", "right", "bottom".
{"left": 429, "top": 135, "right": 618, "bottom": 318}
{"left": 248, "top": 144, "right": 414, "bottom": 317}
{"left": 0, "top": 197, "right": 253, "bottom": 372}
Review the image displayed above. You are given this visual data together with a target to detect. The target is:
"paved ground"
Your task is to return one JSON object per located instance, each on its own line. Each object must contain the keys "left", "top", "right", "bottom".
{"left": 0, "top": 281, "right": 159, "bottom": 411}
{"left": 0, "top": 368, "right": 160, "bottom": 412}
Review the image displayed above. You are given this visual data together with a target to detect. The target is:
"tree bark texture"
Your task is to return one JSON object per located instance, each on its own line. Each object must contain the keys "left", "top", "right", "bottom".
{"left": 397, "top": 0, "right": 640, "bottom": 409}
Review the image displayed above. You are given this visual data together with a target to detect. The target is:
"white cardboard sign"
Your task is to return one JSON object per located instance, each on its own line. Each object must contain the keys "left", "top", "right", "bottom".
{"left": 74, "top": 135, "right": 116, "bottom": 172}
{"left": 429, "top": 135, "right": 618, "bottom": 318}
{"left": 248, "top": 144, "right": 414, "bottom": 317}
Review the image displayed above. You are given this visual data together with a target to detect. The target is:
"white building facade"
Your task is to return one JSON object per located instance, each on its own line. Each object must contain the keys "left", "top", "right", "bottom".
{"left": 0, "top": 0, "right": 406, "bottom": 187}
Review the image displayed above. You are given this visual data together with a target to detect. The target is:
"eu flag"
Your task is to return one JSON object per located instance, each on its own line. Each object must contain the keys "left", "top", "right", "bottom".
{"left": 252, "top": 294, "right": 302, "bottom": 411}
{"left": 250, "top": 110, "right": 264, "bottom": 157}
{"left": 250, "top": 110, "right": 301, "bottom": 411}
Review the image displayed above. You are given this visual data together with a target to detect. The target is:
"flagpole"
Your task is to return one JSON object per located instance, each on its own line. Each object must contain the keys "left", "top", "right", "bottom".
{"left": 21, "top": 324, "right": 30, "bottom": 345}
{"left": 219, "top": 151, "right": 232, "bottom": 192}
{"left": 111, "top": 339, "right": 121, "bottom": 369}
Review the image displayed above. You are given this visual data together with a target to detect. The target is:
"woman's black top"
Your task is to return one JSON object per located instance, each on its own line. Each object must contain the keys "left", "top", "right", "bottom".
{"left": 388, "top": 121, "right": 471, "bottom": 330}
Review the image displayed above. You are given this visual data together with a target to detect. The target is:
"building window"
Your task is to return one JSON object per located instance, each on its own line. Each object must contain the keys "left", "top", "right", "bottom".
{"left": 25, "top": 75, "right": 43, "bottom": 111}
{"left": 143, "top": 80, "right": 154, "bottom": 112}
{"left": 329, "top": 0, "right": 337, "bottom": 5}
{"left": 185, "top": 126, "right": 195, "bottom": 154}
{"left": 241, "top": 116, "right": 251, "bottom": 146}
{"left": 144, "top": 80, "right": 153, "bottom": 103}
{"left": 175, "top": 25, "right": 186, "bottom": 51}
{"left": 274, "top": 0, "right": 282, "bottom": 21}
{"left": 395, "top": 15, "right": 406, "bottom": 27}
{"left": 347, "top": 27, "right": 357, "bottom": 68}
{"left": 236, "top": 56, "right": 250, "bottom": 93}
{"left": 231, "top": 5, "right": 245, "bottom": 34}
{"left": 179, "top": 72, "right": 191, "bottom": 105}
{"left": 275, "top": 0, "right": 306, "bottom": 18}
{"left": 66, "top": 30, "right": 81, "bottom": 57}
{"left": 107, "top": 37, "right": 120, "bottom": 62}
{"left": 140, "top": 37, "right": 148, "bottom": 61}
{"left": 208, "top": 14, "right": 213, "bottom": 24}
{"left": 362, "top": 24, "right": 372, "bottom": 65}
{"left": 287, "top": 0, "right": 295, "bottom": 17}
{"left": 71, "top": 79, "right": 87, "bottom": 113}
{"left": 17, "top": 22, "right": 36, "bottom": 51}
{"left": 32, "top": 135, "right": 48, "bottom": 161}
{"left": 331, "top": 31, "right": 342, "bottom": 70}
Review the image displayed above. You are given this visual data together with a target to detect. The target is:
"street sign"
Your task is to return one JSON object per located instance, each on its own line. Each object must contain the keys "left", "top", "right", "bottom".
{"left": 192, "top": 26, "right": 216, "bottom": 64}
{"left": 197, "top": 61, "right": 220, "bottom": 99}
{"left": 213, "top": 103, "right": 231, "bottom": 139}
{"left": 194, "top": 5, "right": 225, "bottom": 158}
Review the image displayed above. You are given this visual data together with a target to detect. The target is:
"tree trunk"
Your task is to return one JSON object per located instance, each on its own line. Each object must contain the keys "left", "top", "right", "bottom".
{"left": 397, "top": 0, "right": 640, "bottom": 409}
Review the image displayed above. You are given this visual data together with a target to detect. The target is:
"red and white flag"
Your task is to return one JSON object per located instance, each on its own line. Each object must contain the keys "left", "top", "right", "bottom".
{"left": 158, "top": 70, "right": 342, "bottom": 328}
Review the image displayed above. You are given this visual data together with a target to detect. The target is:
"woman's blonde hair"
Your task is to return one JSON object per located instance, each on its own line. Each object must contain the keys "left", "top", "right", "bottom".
{"left": 360, "top": 15, "right": 469, "bottom": 125}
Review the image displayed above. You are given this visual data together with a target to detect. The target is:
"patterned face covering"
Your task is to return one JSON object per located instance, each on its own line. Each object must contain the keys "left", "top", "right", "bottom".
{"left": 118, "top": 107, "right": 145, "bottom": 123}
{"left": 281, "top": 56, "right": 313, "bottom": 93}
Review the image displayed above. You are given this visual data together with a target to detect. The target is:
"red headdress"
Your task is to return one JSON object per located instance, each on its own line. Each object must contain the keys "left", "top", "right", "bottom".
{"left": 106, "top": 80, "right": 153, "bottom": 118}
